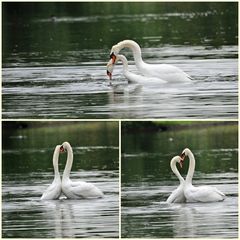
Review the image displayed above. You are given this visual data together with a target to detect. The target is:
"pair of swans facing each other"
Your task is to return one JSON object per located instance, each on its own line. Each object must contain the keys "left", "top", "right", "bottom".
{"left": 107, "top": 40, "right": 192, "bottom": 84}
{"left": 41, "top": 142, "right": 104, "bottom": 200}
{"left": 167, "top": 148, "right": 225, "bottom": 203}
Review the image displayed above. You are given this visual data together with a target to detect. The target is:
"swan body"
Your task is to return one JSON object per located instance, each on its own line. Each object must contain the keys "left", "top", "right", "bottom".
{"left": 107, "top": 54, "right": 166, "bottom": 84}
{"left": 167, "top": 156, "right": 186, "bottom": 203}
{"left": 110, "top": 40, "right": 191, "bottom": 82}
{"left": 60, "top": 142, "right": 104, "bottom": 199}
{"left": 41, "top": 145, "right": 62, "bottom": 200}
{"left": 181, "top": 148, "right": 226, "bottom": 203}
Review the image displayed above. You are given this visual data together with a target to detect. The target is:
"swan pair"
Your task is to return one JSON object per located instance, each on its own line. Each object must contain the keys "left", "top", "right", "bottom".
{"left": 107, "top": 40, "right": 191, "bottom": 83}
{"left": 41, "top": 142, "right": 104, "bottom": 200}
{"left": 167, "top": 148, "right": 225, "bottom": 203}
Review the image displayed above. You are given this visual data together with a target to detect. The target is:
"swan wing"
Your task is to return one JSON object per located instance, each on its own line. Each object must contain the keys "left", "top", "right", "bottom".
{"left": 185, "top": 185, "right": 225, "bottom": 202}
{"left": 127, "top": 73, "right": 166, "bottom": 84}
{"left": 141, "top": 64, "right": 191, "bottom": 82}
{"left": 167, "top": 185, "right": 186, "bottom": 203}
{"left": 69, "top": 181, "right": 104, "bottom": 198}
{"left": 41, "top": 180, "right": 62, "bottom": 200}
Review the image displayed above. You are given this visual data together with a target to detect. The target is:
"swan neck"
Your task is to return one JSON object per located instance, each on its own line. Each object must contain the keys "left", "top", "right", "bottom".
{"left": 53, "top": 147, "right": 60, "bottom": 178}
{"left": 171, "top": 160, "right": 184, "bottom": 184}
{"left": 186, "top": 151, "right": 195, "bottom": 183}
{"left": 63, "top": 145, "right": 73, "bottom": 179}
{"left": 122, "top": 59, "right": 128, "bottom": 70}
{"left": 120, "top": 40, "right": 144, "bottom": 67}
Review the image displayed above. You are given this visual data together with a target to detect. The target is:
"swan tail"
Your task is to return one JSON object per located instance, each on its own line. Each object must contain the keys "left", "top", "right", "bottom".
{"left": 70, "top": 182, "right": 104, "bottom": 199}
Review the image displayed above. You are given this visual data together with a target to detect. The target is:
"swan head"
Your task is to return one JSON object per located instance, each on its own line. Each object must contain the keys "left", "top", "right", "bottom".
{"left": 60, "top": 142, "right": 72, "bottom": 153}
{"left": 110, "top": 44, "right": 120, "bottom": 64}
{"left": 106, "top": 59, "right": 114, "bottom": 80}
{"left": 171, "top": 156, "right": 184, "bottom": 168}
{"left": 180, "top": 148, "right": 192, "bottom": 160}
{"left": 55, "top": 145, "right": 61, "bottom": 153}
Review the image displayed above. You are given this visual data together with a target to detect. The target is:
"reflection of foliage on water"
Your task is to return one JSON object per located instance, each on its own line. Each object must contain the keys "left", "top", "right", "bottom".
{"left": 122, "top": 120, "right": 237, "bottom": 133}
{"left": 122, "top": 121, "right": 238, "bottom": 182}
{"left": 2, "top": 121, "right": 119, "bottom": 174}
{"left": 2, "top": 2, "right": 237, "bottom": 62}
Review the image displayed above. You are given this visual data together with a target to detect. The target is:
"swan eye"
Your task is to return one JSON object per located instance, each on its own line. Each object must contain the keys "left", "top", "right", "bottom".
{"left": 60, "top": 146, "right": 65, "bottom": 152}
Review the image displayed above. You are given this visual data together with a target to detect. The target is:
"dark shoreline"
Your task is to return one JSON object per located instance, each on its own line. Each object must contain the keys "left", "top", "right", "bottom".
{"left": 121, "top": 121, "right": 237, "bottom": 133}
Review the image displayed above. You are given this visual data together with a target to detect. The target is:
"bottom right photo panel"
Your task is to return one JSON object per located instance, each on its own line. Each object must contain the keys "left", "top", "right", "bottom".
{"left": 121, "top": 121, "right": 238, "bottom": 238}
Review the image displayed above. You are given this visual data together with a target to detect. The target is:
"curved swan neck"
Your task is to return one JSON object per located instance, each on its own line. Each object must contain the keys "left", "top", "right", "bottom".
{"left": 117, "top": 55, "right": 128, "bottom": 72}
{"left": 186, "top": 150, "right": 195, "bottom": 183}
{"left": 53, "top": 146, "right": 60, "bottom": 177}
{"left": 117, "top": 40, "right": 144, "bottom": 67}
{"left": 171, "top": 158, "right": 184, "bottom": 184}
{"left": 63, "top": 143, "right": 73, "bottom": 179}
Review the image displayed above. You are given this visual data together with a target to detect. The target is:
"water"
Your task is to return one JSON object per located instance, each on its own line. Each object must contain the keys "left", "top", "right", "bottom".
{"left": 3, "top": 171, "right": 119, "bottom": 238}
{"left": 121, "top": 123, "right": 238, "bottom": 238}
{"left": 2, "top": 2, "right": 238, "bottom": 119}
{"left": 2, "top": 122, "right": 119, "bottom": 238}
{"left": 121, "top": 173, "right": 237, "bottom": 238}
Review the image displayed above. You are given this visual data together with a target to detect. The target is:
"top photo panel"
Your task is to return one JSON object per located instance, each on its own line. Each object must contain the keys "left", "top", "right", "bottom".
{"left": 2, "top": 2, "right": 238, "bottom": 119}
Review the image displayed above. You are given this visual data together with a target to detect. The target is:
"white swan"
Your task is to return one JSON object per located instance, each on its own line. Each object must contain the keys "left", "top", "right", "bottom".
{"left": 166, "top": 156, "right": 186, "bottom": 203}
{"left": 41, "top": 145, "right": 62, "bottom": 200}
{"left": 107, "top": 54, "right": 166, "bottom": 84}
{"left": 181, "top": 148, "right": 226, "bottom": 202}
{"left": 60, "top": 142, "right": 104, "bottom": 199}
{"left": 110, "top": 40, "right": 191, "bottom": 82}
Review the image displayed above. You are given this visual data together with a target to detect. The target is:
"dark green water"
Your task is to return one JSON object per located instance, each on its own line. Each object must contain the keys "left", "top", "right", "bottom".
{"left": 2, "top": 122, "right": 119, "bottom": 238}
{"left": 121, "top": 122, "right": 238, "bottom": 238}
{"left": 2, "top": 2, "right": 238, "bottom": 118}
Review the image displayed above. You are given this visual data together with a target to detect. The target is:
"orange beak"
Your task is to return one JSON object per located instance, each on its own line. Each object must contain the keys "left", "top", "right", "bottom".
{"left": 60, "top": 146, "right": 65, "bottom": 153}
{"left": 110, "top": 52, "right": 116, "bottom": 64}
{"left": 179, "top": 158, "right": 184, "bottom": 168}
{"left": 180, "top": 152, "right": 186, "bottom": 160}
{"left": 179, "top": 152, "right": 186, "bottom": 168}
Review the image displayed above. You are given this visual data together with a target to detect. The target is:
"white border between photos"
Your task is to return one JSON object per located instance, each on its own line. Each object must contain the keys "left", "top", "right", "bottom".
{"left": 1, "top": 0, "right": 239, "bottom": 239}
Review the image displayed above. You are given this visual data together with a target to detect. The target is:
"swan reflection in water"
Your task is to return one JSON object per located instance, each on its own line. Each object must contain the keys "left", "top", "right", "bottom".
{"left": 40, "top": 197, "right": 107, "bottom": 238}
{"left": 169, "top": 198, "right": 236, "bottom": 238}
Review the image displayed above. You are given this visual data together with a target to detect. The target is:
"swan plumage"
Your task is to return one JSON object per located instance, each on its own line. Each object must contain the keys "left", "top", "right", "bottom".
{"left": 41, "top": 145, "right": 62, "bottom": 200}
{"left": 181, "top": 148, "right": 226, "bottom": 202}
{"left": 110, "top": 40, "right": 191, "bottom": 82}
{"left": 166, "top": 156, "right": 186, "bottom": 203}
{"left": 107, "top": 54, "right": 166, "bottom": 84}
{"left": 60, "top": 142, "right": 104, "bottom": 199}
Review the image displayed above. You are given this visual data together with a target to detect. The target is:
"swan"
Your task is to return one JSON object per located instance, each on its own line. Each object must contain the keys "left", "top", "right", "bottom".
{"left": 166, "top": 156, "right": 186, "bottom": 203}
{"left": 41, "top": 145, "right": 62, "bottom": 200}
{"left": 60, "top": 142, "right": 104, "bottom": 199}
{"left": 107, "top": 54, "right": 166, "bottom": 84}
{"left": 181, "top": 148, "right": 226, "bottom": 202}
{"left": 109, "top": 40, "right": 192, "bottom": 82}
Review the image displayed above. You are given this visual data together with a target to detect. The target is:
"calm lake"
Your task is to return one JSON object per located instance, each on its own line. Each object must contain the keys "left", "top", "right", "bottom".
{"left": 2, "top": 2, "right": 238, "bottom": 119}
{"left": 121, "top": 122, "right": 238, "bottom": 238}
{"left": 2, "top": 122, "right": 119, "bottom": 238}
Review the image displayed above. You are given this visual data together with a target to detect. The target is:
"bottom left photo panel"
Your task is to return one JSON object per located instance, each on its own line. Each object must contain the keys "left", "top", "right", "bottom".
{"left": 2, "top": 121, "right": 119, "bottom": 238}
